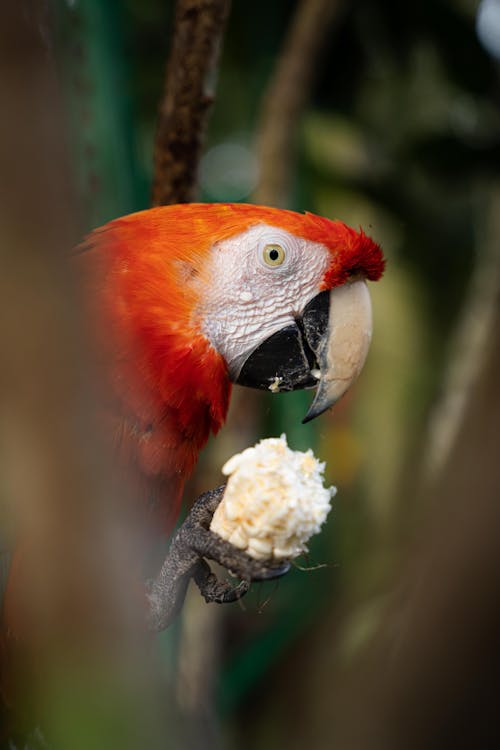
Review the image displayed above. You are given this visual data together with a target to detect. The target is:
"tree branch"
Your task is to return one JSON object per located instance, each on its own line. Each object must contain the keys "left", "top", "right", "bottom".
{"left": 253, "top": 0, "right": 344, "bottom": 207}
{"left": 152, "top": 0, "right": 231, "bottom": 206}
{"left": 422, "top": 187, "right": 500, "bottom": 483}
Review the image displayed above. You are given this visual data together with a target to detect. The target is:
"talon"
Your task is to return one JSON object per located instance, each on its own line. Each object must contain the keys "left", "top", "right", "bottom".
{"left": 147, "top": 484, "right": 292, "bottom": 631}
{"left": 249, "top": 560, "right": 291, "bottom": 581}
{"left": 193, "top": 560, "right": 250, "bottom": 604}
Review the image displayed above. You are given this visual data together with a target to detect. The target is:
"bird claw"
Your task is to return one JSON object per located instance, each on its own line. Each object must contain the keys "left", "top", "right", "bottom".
{"left": 192, "top": 558, "right": 250, "bottom": 604}
{"left": 181, "top": 485, "right": 291, "bottom": 581}
{"left": 146, "top": 485, "right": 290, "bottom": 631}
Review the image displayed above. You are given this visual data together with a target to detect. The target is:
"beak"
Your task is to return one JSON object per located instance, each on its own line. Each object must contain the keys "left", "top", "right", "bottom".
{"left": 302, "top": 279, "right": 372, "bottom": 423}
{"left": 233, "top": 279, "right": 373, "bottom": 422}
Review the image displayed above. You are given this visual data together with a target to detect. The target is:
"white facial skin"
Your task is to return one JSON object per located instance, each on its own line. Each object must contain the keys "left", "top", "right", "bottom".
{"left": 198, "top": 224, "right": 331, "bottom": 378}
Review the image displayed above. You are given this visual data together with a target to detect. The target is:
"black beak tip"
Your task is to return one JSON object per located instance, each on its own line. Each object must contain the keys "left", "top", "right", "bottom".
{"left": 302, "top": 387, "right": 335, "bottom": 424}
{"left": 302, "top": 404, "right": 330, "bottom": 424}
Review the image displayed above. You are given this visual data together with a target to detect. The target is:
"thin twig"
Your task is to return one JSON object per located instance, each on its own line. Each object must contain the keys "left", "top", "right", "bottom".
{"left": 253, "top": 0, "right": 344, "bottom": 207}
{"left": 152, "top": 0, "right": 231, "bottom": 206}
{"left": 422, "top": 186, "right": 500, "bottom": 483}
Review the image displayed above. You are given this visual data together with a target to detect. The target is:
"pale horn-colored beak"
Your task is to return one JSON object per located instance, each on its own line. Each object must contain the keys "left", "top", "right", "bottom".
{"left": 302, "top": 279, "right": 373, "bottom": 423}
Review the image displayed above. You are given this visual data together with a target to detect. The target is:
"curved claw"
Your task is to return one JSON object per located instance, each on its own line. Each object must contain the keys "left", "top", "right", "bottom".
{"left": 147, "top": 484, "right": 292, "bottom": 631}
{"left": 250, "top": 560, "right": 291, "bottom": 581}
{"left": 193, "top": 559, "right": 250, "bottom": 603}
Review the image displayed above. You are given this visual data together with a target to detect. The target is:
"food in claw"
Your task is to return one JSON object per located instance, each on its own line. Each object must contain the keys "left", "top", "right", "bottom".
{"left": 210, "top": 435, "right": 336, "bottom": 560}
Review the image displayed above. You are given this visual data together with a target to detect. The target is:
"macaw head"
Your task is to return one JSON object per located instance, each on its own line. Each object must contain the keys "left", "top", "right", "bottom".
{"left": 188, "top": 204, "right": 384, "bottom": 422}
{"left": 88, "top": 203, "right": 384, "bottom": 442}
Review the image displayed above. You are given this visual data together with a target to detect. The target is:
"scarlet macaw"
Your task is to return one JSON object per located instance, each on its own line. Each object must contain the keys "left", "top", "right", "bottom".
{"left": 3, "top": 202, "right": 384, "bottom": 634}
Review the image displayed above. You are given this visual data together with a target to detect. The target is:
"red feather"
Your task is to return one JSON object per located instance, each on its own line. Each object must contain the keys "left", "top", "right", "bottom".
{"left": 76, "top": 203, "right": 383, "bottom": 534}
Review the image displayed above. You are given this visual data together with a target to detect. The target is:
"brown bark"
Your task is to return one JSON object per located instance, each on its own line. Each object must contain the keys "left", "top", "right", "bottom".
{"left": 152, "top": 0, "right": 231, "bottom": 206}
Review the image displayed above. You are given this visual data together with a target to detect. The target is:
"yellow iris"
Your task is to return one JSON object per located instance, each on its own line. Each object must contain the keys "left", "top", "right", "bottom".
{"left": 263, "top": 243, "right": 286, "bottom": 267}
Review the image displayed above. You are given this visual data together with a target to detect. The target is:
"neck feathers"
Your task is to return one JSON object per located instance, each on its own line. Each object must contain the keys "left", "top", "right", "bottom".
{"left": 78, "top": 212, "right": 232, "bottom": 500}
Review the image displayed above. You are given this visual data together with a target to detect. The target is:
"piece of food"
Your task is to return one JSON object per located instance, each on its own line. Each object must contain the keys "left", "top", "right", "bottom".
{"left": 210, "top": 435, "right": 336, "bottom": 560}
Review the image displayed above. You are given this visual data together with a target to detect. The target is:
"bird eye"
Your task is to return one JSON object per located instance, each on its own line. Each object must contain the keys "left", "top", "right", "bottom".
{"left": 263, "top": 243, "right": 286, "bottom": 267}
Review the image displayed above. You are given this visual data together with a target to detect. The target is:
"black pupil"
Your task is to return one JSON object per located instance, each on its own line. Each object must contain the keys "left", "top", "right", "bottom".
{"left": 269, "top": 248, "right": 279, "bottom": 261}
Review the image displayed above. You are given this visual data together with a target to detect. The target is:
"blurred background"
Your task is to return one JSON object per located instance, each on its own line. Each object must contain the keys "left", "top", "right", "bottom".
{"left": 1, "top": 0, "right": 500, "bottom": 747}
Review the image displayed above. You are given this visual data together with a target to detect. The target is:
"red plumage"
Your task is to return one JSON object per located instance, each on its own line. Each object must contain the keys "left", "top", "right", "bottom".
{"left": 1, "top": 204, "right": 384, "bottom": 676}
{"left": 76, "top": 203, "right": 383, "bottom": 535}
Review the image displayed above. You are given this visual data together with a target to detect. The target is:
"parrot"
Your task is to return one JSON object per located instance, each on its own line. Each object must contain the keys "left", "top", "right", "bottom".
{"left": 1, "top": 202, "right": 384, "bottom": 651}
{"left": 75, "top": 202, "right": 383, "bottom": 555}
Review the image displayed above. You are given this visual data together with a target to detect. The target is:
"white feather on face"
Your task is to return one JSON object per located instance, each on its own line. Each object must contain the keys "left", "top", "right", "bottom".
{"left": 196, "top": 223, "right": 331, "bottom": 378}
